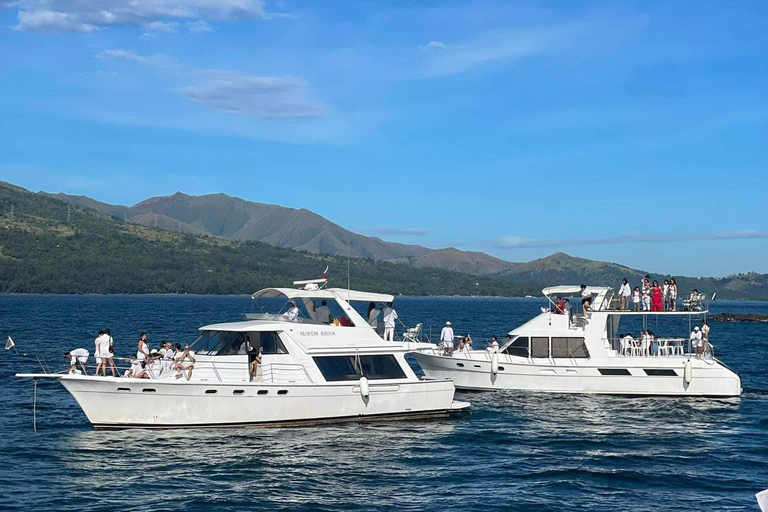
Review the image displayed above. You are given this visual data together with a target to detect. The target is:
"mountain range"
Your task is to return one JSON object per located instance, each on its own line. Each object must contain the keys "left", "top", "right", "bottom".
{"left": 0, "top": 181, "right": 764, "bottom": 299}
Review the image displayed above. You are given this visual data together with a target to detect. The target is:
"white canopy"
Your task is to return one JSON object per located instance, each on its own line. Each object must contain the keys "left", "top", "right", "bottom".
{"left": 251, "top": 287, "right": 394, "bottom": 303}
{"left": 542, "top": 285, "right": 610, "bottom": 297}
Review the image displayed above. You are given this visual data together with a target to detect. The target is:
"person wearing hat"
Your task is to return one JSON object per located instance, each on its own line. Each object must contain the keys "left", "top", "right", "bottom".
{"left": 282, "top": 301, "right": 300, "bottom": 322}
{"left": 440, "top": 321, "right": 455, "bottom": 356}
{"left": 690, "top": 326, "right": 703, "bottom": 357}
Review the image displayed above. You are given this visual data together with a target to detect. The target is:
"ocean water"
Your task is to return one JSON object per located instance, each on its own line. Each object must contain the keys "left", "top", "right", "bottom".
{"left": 1, "top": 295, "right": 767, "bottom": 512}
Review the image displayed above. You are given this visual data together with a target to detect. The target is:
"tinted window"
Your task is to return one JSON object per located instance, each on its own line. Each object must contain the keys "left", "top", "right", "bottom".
{"left": 531, "top": 337, "right": 549, "bottom": 358}
{"left": 313, "top": 355, "right": 407, "bottom": 381}
{"left": 190, "top": 331, "right": 251, "bottom": 355}
{"left": 246, "top": 332, "right": 288, "bottom": 355}
{"left": 503, "top": 336, "right": 529, "bottom": 357}
{"left": 551, "top": 337, "right": 589, "bottom": 358}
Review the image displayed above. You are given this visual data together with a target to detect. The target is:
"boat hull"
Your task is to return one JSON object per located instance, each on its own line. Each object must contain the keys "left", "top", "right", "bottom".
{"left": 56, "top": 375, "right": 465, "bottom": 429}
{"left": 413, "top": 353, "right": 741, "bottom": 397}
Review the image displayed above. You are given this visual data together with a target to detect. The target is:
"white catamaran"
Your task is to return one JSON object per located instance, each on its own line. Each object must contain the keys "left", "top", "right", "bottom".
{"left": 413, "top": 285, "right": 741, "bottom": 397}
{"left": 16, "top": 279, "right": 469, "bottom": 429}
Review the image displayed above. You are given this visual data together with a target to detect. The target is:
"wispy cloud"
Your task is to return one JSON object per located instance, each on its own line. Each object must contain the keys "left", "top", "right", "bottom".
{"left": 98, "top": 49, "right": 327, "bottom": 119}
{"left": 359, "top": 227, "right": 432, "bottom": 237}
{"left": 181, "top": 73, "right": 326, "bottom": 119}
{"left": 6, "top": 0, "right": 288, "bottom": 33}
{"left": 417, "top": 22, "right": 588, "bottom": 78}
{"left": 494, "top": 230, "right": 768, "bottom": 249}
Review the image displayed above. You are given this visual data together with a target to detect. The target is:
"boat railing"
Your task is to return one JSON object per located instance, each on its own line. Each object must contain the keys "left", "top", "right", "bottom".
{"left": 59, "top": 357, "right": 314, "bottom": 384}
{"left": 604, "top": 337, "right": 714, "bottom": 359}
{"left": 603, "top": 292, "right": 711, "bottom": 313}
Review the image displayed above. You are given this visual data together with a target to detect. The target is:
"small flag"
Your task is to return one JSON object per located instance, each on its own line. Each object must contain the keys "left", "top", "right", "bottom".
{"left": 322, "top": 266, "right": 329, "bottom": 279}
{"left": 5, "top": 336, "right": 14, "bottom": 350}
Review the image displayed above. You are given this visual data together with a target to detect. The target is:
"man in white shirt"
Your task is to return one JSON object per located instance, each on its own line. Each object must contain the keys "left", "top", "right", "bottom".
{"left": 314, "top": 300, "right": 331, "bottom": 324}
{"left": 690, "top": 326, "right": 703, "bottom": 358}
{"left": 382, "top": 302, "right": 398, "bottom": 341}
{"left": 94, "top": 330, "right": 111, "bottom": 376}
{"left": 282, "top": 301, "right": 300, "bottom": 322}
{"left": 440, "top": 321, "right": 455, "bottom": 356}
{"left": 64, "top": 348, "right": 89, "bottom": 374}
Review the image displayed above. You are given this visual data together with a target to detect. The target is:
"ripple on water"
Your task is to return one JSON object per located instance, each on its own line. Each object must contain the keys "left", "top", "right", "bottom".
{"left": 1, "top": 296, "right": 768, "bottom": 511}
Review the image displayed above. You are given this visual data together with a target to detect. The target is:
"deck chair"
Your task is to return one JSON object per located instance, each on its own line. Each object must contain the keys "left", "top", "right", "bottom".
{"left": 402, "top": 323, "right": 422, "bottom": 343}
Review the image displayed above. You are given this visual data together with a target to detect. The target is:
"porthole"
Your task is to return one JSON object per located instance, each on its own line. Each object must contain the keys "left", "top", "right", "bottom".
{"left": 142, "top": 388, "right": 156, "bottom": 393}
{"left": 205, "top": 389, "right": 218, "bottom": 394}
{"left": 117, "top": 387, "right": 131, "bottom": 392}
{"left": 498, "top": 366, "right": 505, "bottom": 371}
{"left": 233, "top": 389, "right": 245, "bottom": 395}
{"left": 257, "top": 390, "right": 268, "bottom": 395}
{"left": 277, "top": 390, "right": 288, "bottom": 395}
{"left": 456, "top": 363, "right": 464, "bottom": 367}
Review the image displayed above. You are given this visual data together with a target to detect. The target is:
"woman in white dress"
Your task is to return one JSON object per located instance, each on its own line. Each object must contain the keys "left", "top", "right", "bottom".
{"left": 669, "top": 278, "right": 678, "bottom": 311}
{"left": 662, "top": 280, "right": 670, "bottom": 311}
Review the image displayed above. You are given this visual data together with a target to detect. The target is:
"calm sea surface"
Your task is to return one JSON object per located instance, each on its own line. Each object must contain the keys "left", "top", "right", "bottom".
{"left": 1, "top": 295, "right": 767, "bottom": 511}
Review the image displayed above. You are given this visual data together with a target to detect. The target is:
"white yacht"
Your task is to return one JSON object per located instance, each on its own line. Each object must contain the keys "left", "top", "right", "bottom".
{"left": 413, "top": 285, "right": 741, "bottom": 397}
{"left": 16, "top": 279, "right": 469, "bottom": 429}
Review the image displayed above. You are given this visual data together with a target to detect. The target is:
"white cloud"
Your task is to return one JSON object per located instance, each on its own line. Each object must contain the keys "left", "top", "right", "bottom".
{"left": 98, "top": 49, "right": 149, "bottom": 64}
{"left": 5, "top": 0, "right": 288, "bottom": 33}
{"left": 186, "top": 20, "right": 213, "bottom": 33}
{"left": 420, "top": 40, "right": 450, "bottom": 49}
{"left": 494, "top": 230, "right": 768, "bottom": 249}
{"left": 144, "top": 20, "right": 179, "bottom": 33}
{"left": 98, "top": 49, "right": 327, "bottom": 119}
{"left": 14, "top": 9, "right": 97, "bottom": 32}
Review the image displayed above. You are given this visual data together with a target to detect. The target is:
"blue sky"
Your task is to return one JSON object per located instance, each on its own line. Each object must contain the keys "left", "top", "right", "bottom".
{"left": 1, "top": 0, "right": 766, "bottom": 277}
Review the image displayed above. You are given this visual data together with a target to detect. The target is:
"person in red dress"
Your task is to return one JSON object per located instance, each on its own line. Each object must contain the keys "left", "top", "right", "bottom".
{"left": 651, "top": 280, "right": 664, "bottom": 312}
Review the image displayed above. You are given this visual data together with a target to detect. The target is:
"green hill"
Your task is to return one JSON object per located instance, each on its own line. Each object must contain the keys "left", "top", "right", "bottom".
{"left": 0, "top": 182, "right": 536, "bottom": 296}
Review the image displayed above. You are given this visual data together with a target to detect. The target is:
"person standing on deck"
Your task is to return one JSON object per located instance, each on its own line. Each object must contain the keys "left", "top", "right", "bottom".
{"left": 103, "top": 328, "right": 117, "bottom": 377}
{"left": 315, "top": 300, "right": 331, "bottom": 324}
{"left": 94, "top": 330, "right": 110, "bottom": 376}
{"left": 619, "top": 279, "right": 631, "bottom": 311}
{"left": 669, "top": 278, "right": 678, "bottom": 311}
{"left": 486, "top": 335, "right": 500, "bottom": 354}
{"left": 651, "top": 281, "right": 663, "bottom": 312}
{"left": 580, "top": 285, "right": 592, "bottom": 315}
{"left": 382, "top": 302, "right": 398, "bottom": 341}
{"left": 642, "top": 277, "right": 651, "bottom": 311}
{"left": 440, "top": 321, "right": 455, "bottom": 356}
{"left": 662, "top": 280, "right": 671, "bottom": 311}
{"left": 136, "top": 332, "right": 150, "bottom": 364}
{"left": 367, "top": 302, "right": 380, "bottom": 328}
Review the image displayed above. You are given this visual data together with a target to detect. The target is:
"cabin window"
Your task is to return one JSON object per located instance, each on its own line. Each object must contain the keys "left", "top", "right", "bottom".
{"left": 503, "top": 336, "right": 529, "bottom": 357}
{"left": 598, "top": 368, "right": 631, "bottom": 376}
{"left": 189, "top": 331, "right": 288, "bottom": 356}
{"left": 644, "top": 369, "right": 678, "bottom": 377}
{"left": 552, "top": 337, "right": 589, "bottom": 358}
{"left": 190, "top": 331, "right": 247, "bottom": 355}
{"left": 313, "top": 355, "right": 407, "bottom": 381}
{"left": 531, "top": 337, "right": 549, "bottom": 358}
{"left": 246, "top": 331, "right": 288, "bottom": 355}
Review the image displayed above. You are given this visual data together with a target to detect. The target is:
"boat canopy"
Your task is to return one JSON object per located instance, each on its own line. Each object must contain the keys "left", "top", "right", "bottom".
{"left": 251, "top": 287, "right": 394, "bottom": 303}
{"left": 542, "top": 285, "right": 610, "bottom": 297}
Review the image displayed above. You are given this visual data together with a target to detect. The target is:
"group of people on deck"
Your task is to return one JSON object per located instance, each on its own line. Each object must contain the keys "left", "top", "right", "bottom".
{"left": 618, "top": 276, "right": 681, "bottom": 312}
{"left": 619, "top": 321, "right": 711, "bottom": 357}
{"left": 439, "top": 321, "right": 499, "bottom": 356}
{"left": 64, "top": 331, "right": 197, "bottom": 380}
